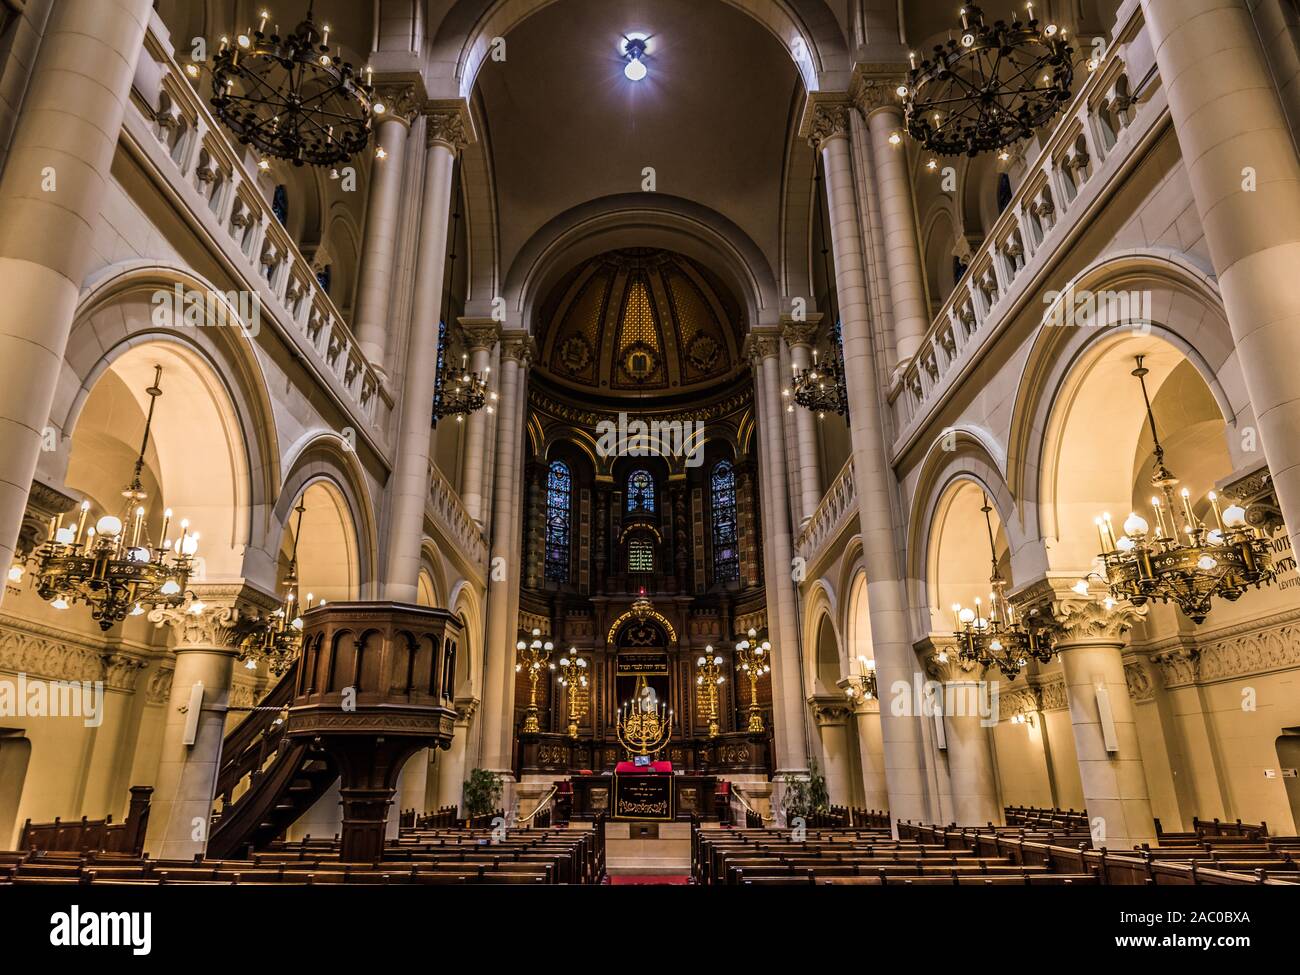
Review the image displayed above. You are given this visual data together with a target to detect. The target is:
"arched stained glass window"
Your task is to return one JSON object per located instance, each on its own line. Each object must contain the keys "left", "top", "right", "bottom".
{"left": 628, "top": 536, "right": 655, "bottom": 574}
{"left": 545, "top": 460, "right": 572, "bottom": 583}
{"left": 627, "top": 469, "right": 655, "bottom": 514}
{"left": 711, "top": 461, "right": 739, "bottom": 584}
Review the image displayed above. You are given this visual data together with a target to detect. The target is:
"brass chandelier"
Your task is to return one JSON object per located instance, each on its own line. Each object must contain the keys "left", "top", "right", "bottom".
{"left": 734, "top": 628, "right": 771, "bottom": 734}
{"left": 843, "top": 655, "right": 878, "bottom": 703}
{"left": 515, "top": 629, "right": 554, "bottom": 735}
{"left": 238, "top": 500, "right": 317, "bottom": 675}
{"left": 901, "top": 3, "right": 1074, "bottom": 157}
{"left": 1092, "top": 357, "right": 1273, "bottom": 624}
{"left": 209, "top": 3, "right": 379, "bottom": 167}
{"left": 433, "top": 350, "right": 493, "bottom": 422}
{"left": 951, "top": 494, "right": 1053, "bottom": 679}
{"left": 695, "top": 648, "right": 726, "bottom": 738}
{"left": 557, "top": 646, "right": 589, "bottom": 739}
{"left": 32, "top": 366, "right": 197, "bottom": 630}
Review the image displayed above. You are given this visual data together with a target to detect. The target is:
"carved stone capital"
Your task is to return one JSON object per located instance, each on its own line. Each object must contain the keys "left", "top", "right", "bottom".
{"left": 1123, "top": 655, "right": 1156, "bottom": 702}
{"left": 454, "top": 696, "right": 480, "bottom": 723}
{"left": 850, "top": 65, "right": 907, "bottom": 118}
{"left": 146, "top": 666, "right": 174, "bottom": 705}
{"left": 101, "top": 652, "right": 149, "bottom": 692}
{"left": 1151, "top": 645, "right": 1199, "bottom": 688}
{"left": 744, "top": 329, "right": 781, "bottom": 364}
{"left": 1013, "top": 577, "right": 1145, "bottom": 647}
{"left": 149, "top": 583, "right": 278, "bottom": 653}
{"left": 780, "top": 314, "right": 823, "bottom": 349}
{"left": 457, "top": 317, "right": 501, "bottom": 353}
{"left": 998, "top": 685, "right": 1042, "bottom": 721}
{"left": 500, "top": 330, "right": 536, "bottom": 366}
{"left": 374, "top": 83, "right": 421, "bottom": 126}
{"left": 811, "top": 697, "right": 852, "bottom": 727}
{"left": 1220, "top": 463, "right": 1285, "bottom": 536}
{"left": 424, "top": 99, "right": 475, "bottom": 151}
{"left": 917, "top": 634, "right": 985, "bottom": 683}
{"left": 804, "top": 97, "right": 854, "bottom": 148}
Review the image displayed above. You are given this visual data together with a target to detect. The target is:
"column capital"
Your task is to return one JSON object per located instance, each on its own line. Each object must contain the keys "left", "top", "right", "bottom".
{"left": 811, "top": 697, "right": 852, "bottom": 727}
{"left": 849, "top": 64, "right": 908, "bottom": 119}
{"left": 454, "top": 696, "right": 481, "bottom": 723}
{"left": 916, "top": 633, "right": 985, "bottom": 683}
{"left": 1013, "top": 577, "right": 1146, "bottom": 647}
{"left": 148, "top": 583, "right": 279, "bottom": 652}
{"left": 374, "top": 83, "right": 422, "bottom": 127}
{"left": 743, "top": 328, "right": 782, "bottom": 364}
{"left": 800, "top": 93, "right": 855, "bottom": 149}
{"left": 780, "top": 314, "right": 823, "bottom": 349}
{"left": 457, "top": 317, "right": 502, "bottom": 352}
{"left": 423, "top": 99, "right": 476, "bottom": 152}
{"left": 500, "top": 330, "right": 537, "bottom": 366}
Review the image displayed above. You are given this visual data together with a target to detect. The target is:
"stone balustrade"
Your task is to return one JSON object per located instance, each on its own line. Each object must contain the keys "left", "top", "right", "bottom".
{"left": 427, "top": 461, "right": 488, "bottom": 569}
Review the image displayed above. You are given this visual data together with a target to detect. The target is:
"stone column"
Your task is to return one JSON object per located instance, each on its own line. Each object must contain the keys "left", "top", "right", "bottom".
{"left": 0, "top": 0, "right": 153, "bottom": 586}
{"left": 436, "top": 699, "right": 479, "bottom": 812}
{"left": 806, "top": 97, "right": 931, "bottom": 823}
{"left": 747, "top": 330, "right": 809, "bottom": 776}
{"left": 780, "top": 316, "right": 825, "bottom": 529}
{"left": 145, "top": 587, "right": 269, "bottom": 860}
{"left": 383, "top": 103, "right": 473, "bottom": 601}
{"left": 852, "top": 77, "right": 929, "bottom": 365}
{"left": 921, "top": 636, "right": 1001, "bottom": 826}
{"left": 458, "top": 320, "right": 501, "bottom": 527}
{"left": 1046, "top": 592, "right": 1155, "bottom": 848}
{"left": 813, "top": 700, "right": 854, "bottom": 806}
{"left": 479, "top": 333, "right": 534, "bottom": 779}
{"left": 851, "top": 699, "right": 891, "bottom": 812}
{"left": 352, "top": 86, "right": 418, "bottom": 371}
{"left": 1141, "top": 0, "right": 1300, "bottom": 556}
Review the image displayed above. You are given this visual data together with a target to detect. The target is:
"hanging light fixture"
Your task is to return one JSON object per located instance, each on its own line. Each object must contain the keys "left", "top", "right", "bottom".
{"left": 620, "top": 33, "right": 650, "bottom": 82}
{"left": 901, "top": 3, "right": 1074, "bottom": 157}
{"left": 1092, "top": 357, "right": 1274, "bottom": 624}
{"left": 951, "top": 493, "right": 1054, "bottom": 679}
{"left": 843, "top": 655, "right": 878, "bottom": 703}
{"left": 209, "top": 4, "right": 378, "bottom": 167}
{"left": 432, "top": 349, "right": 493, "bottom": 421}
{"left": 238, "top": 499, "right": 317, "bottom": 675}
{"left": 32, "top": 366, "right": 197, "bottom": 630}
{"left": 783, "top": 344, "right": 847, "bottom": 420}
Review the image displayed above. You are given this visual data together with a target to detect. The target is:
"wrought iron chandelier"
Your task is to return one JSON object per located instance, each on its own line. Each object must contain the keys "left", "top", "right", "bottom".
{"left": 901, "top": 3, "right": 1074, "bottom": 157}
{"left": 238, "top": 500, "right": 318, "bottom": 676}
{"left": 951, "top": 494, "right": 1053, "bottom": 679}
{"left": 783, "top": 345, "right": 846, "bottom": 420}
{"left": 209, "top": 4, "right": 379, "bottom": 167}
{"left": 32, "top": 367, "right": 197, "bottom": 630}
{"left": 433, "top": 350, "right": 493, "bottom": 422}
{"left": 843, "top": 655, "right": 878, "bottom": 703}
{"left": 1092, "top": 357, "right": 1273, "bottom": 624}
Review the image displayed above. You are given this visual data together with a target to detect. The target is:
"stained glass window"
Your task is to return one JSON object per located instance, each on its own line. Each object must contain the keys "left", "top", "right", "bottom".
{"left": 711, "top": 461, "right": 739, "bottom": 584}
{"left": 545, "top": 460, "right": 571, "bottom": 583}
{"left": 628, "top": 537, "right": 655, "bottom": 574}
{"left": 627, "top": 469, "right": 655, "bottom": 514}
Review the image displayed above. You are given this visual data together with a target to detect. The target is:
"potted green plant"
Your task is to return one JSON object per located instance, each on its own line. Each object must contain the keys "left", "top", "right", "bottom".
{"left": 463, "top": 767, "right": 503, "bottom": 819}
{"left": 780, "top": 757, "right": 830, "bottom": 823}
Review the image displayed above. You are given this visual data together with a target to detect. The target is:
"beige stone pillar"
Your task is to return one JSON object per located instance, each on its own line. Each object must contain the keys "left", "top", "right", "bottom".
{"left": 383, "top": 104, "right": 473, "bottom": 601}
{"left": 1142, "top": 0, "right": 1300, "bottom": 557}
{"left": 748, "top": 331, "right": 809, "bottom": 775}
{"left": 922, "top": 637, "right": 1001, "bottom": 826}
{"left": 436, "top": 699, "right": 478, "bottom": 812}
{"left": 853, "top": 80, "right": 929, "bottom": 365}
{"left": 813, "top": 701, "right": 854, "bottom": 806}
{"left": 479, "top": 334, "right": 533, "bottom": 779}
{"left": 145, "top": 588, "right": 267, "bottom": 859}
{"left": 0, "top": 0, "right": 153, "bottom": 586}
{"left": 852, "top": 699, "right": 891, "bottom": 812}
{"left": 457, "top": 320, "right": 501, "bottom": 527}
{"left": 780, "top": 317, "right": 825, "bottom": 529}
{"left": 1049, "top": 595, "right": 1155, "bottom": 848}
{"left": 807, "top": 97, "right": 931, "bottom": 823}
{"left": 352, "top": 89, "right": 418, "bottom": 370}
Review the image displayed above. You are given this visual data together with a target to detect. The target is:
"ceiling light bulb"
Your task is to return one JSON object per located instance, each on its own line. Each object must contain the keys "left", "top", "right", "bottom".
{"left": 1222, "top": 504, "right": 1248, "bottom": 528}
{"left": 95, "top": 515, "right": 123, "bottom": 537}
{"left": 1123, "top": 512, "right": 1149, "bottom": 537}
{"left": 624, "top": 57, "right": 647, "bottom": 82}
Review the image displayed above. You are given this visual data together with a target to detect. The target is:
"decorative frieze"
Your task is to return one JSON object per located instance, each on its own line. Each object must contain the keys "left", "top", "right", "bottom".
{"left": 0, "top": 613, "right": 153, "bottom": 689}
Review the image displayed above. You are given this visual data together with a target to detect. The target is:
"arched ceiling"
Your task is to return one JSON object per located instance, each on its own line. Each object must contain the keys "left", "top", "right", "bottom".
{"left": 536, "top": 248, "right": 746, "bottom": 397}
{"left": 472, "top": 0, "right": 801, "bottom": 289}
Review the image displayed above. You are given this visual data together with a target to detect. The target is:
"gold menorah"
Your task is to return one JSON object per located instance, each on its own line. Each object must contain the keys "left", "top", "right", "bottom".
{"left": 616, "top": 674, "right": 672, "bottom": 758}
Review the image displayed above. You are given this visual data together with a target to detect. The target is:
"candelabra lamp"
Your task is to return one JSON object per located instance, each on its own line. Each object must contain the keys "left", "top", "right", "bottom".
{"left": 695, "top": 646, "right": 726, "bottom": 737}
{"left": 1091, "top": 356, "right": 1274, "bottom": 623}
{"left": 616, "top": 674, "right": 673, "bottom": 759}
{"left": 556, "top": 646, "right": 588, "bottom": 739}
{"left": 32, "top": 365, "right": 198, "bottom": 630}
{"left": 434, "top": 351, "right": 495, "bottom": 421}
{"left": 783, "top": 347, "right": 846, "bottom": 419}
{"left": 844, "top": 655, "right": 878, "bottom": 703}
{"left": 515, "top": 629, "right": 554, "bottom": 734}
{"left": 237, "top": 500, "right": 321, "bottom": 675}
{"left": 734, "top": 628, "right": 771, "bottom": 734}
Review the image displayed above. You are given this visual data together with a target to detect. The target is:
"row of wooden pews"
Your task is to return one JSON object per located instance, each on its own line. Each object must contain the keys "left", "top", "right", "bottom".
{"left": 0, "top": 819, "right": 606, "bottom": 886}
{"left": 692, "top": 826, "right": 1101, "bottom": 886}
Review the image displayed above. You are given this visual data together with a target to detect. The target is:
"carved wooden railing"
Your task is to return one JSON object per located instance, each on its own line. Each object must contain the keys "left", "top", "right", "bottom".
{"left": 890, "top": 1, "right": 1159, "bottom": 451}
{"left": 124, "top": 17, "right": 387, "bottom": 442}
{"left": 213, "top": 660, "right": 298, "bottom": 808}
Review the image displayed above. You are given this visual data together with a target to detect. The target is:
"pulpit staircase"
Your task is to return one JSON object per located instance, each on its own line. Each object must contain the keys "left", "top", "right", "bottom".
{"left": 206, "top": 660, "right": 338, "bottom": 859}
